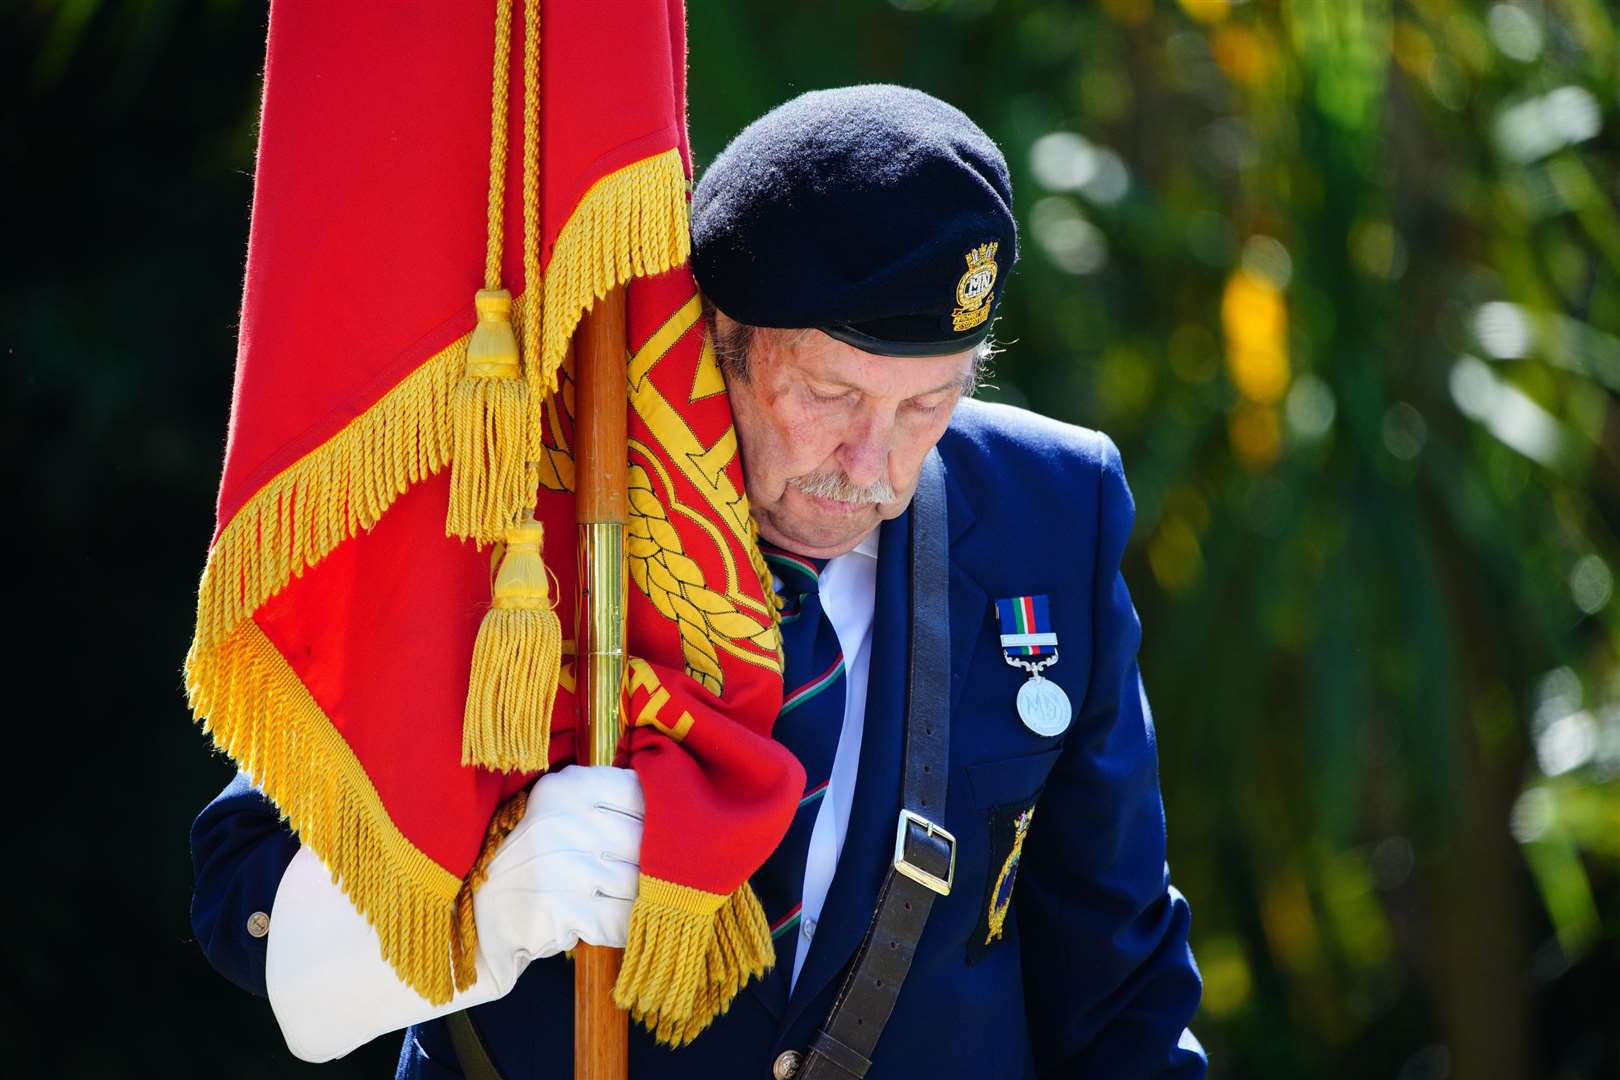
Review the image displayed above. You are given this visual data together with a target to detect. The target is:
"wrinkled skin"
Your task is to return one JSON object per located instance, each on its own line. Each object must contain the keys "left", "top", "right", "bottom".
{"left": 720, "top": 313, "right": 975, "bottom": 559}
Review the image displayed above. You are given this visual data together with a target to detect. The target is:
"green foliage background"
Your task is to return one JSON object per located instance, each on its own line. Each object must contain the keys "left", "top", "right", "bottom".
{"left": 3, "top": 0, "right": 1614, "bottom": 1076}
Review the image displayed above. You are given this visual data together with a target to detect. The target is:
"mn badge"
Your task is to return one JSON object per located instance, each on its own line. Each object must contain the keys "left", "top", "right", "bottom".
{"left": 951, "top": 241, "right": 999, "bottom": 333}
{"left": 995, "top": 595, "right": 1071, "bottom": 737}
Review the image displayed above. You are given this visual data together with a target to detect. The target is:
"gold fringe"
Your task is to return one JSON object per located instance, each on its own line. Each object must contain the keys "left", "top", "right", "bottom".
{"left": 188, "top": 618, "right": 467, "bottom": 1003}
{"left": 529, "top": 148, "right": 691, "bottom": 402}
{"left": 613, "top": 875, "right": 776, "bottom": 1047}
{"left": 462, "top": 513, "right": 562, "bottom": 771}
{"left": 187, "top": 147, "right": 688, "bottom": 672}
{"left": 189, "top": 618, "right": 531, "bottom": 1002}
{"left": 186, "top": 331, "right": 467, "bottom": 680}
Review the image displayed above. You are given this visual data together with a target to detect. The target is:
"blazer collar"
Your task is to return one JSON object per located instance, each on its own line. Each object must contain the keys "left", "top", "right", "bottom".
{"left": 755, "top": 453, "right": 990, "bottom": 1029}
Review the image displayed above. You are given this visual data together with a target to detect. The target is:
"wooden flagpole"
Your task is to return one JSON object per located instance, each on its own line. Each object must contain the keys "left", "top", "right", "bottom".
{"left": 572, "top": 284, "right": 631, "bottom": 1080}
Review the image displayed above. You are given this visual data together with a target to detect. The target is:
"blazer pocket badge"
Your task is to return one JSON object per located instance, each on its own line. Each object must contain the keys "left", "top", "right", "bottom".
{"left": 967, "top": 798, "right": 1038, "bottom": 966}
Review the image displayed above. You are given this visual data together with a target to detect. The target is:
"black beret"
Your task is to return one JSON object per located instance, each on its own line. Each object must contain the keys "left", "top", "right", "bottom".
{"left": 692, "top": 84, "right": 1017, "bottom": 357}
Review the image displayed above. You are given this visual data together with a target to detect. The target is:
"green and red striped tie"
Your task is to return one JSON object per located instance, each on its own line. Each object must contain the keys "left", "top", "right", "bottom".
{"left": 751, "top": 541, "right": 844, "bottom": 993}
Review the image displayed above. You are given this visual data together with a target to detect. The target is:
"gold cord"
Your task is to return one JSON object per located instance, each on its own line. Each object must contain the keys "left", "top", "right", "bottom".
{"left": 483, "top": 0, "right": 513, "bottom": 291}
{"left": 520, "top": 0, "right": 542, "bottom": 378}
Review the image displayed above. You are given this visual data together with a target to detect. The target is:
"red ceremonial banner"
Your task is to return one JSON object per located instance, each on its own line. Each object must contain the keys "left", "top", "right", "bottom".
{"left": 186, "top": 0, "right": 799, "bottom": 1045}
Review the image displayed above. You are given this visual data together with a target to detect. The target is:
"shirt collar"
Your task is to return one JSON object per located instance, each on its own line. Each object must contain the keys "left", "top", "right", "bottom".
{"left": 849, "top": 526, "right": 880, "bottom": 561}
{"left": 764, "top": 528, "right": 880, "bottom": 596}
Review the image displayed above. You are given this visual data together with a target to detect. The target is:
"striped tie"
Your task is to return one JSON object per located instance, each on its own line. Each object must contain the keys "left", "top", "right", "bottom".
{"left": 751, "top": 542, "right": 844, "bottom": 994}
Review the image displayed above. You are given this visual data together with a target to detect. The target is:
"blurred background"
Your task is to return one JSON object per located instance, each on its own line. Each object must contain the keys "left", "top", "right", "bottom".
{"left": 4, "top": 0, "right": 1616, "bottom": 1076}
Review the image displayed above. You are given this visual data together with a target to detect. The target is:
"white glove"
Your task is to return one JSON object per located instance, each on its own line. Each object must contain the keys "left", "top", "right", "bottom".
{"left": 472, "top": 763, "right": 644, "bottom": 988}
{"left": 266, "top": 765, "right": 643, "bottom": 1062}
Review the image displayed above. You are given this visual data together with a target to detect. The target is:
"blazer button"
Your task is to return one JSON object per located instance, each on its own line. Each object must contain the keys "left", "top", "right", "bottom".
{"left": 246, "top": 911, "right": 270, "bottom": 938}
{"left": 772, "top": 1049, "right": 802, "bottom": 1079}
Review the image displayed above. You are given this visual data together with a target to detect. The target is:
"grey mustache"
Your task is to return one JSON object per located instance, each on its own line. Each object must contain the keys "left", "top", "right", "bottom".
{"left": 789, "top": 471, "right": 896, "bottom": 505}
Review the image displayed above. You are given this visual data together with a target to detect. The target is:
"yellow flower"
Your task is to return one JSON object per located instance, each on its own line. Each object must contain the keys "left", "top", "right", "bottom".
{"left": 1222, "top": 268, "right": 1291, "bottom": 406}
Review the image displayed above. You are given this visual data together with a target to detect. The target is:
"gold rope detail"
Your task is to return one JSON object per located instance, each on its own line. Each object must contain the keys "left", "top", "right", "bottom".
{"left": 482, "top": 0, "right": 513, "bottom": 291}
{"left": 457, "top": 0, "right": 562, "bottom": 768}
{"left": 189, "top": 618, "right": 467, "bottom": 1002}
{"left": 519, "top": 0, "right": 543, "bottom": 400}
{"left": 451, "top": 787, "right": 530, "bottom": 991}
{"left": 613, "top": 875, "right": 776, "bottom": 1046}
{"left": 447, "top": 0, "right": 539, "bottom": 545}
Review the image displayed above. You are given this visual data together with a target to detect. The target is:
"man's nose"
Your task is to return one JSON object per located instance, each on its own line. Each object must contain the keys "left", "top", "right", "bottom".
{"left": 837, "top": 410, "right": 892, "bottom": 488}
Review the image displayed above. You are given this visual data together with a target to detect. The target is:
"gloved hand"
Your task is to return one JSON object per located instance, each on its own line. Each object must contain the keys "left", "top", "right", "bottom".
{"left": 472, "top": 763, "right": 644, "bottom": 992}
{"left": 266, "top": 765, "right": 643, "bottom": 1062}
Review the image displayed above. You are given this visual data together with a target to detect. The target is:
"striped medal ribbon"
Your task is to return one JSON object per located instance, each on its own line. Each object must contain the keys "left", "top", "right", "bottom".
{"left": 995, "top": 594, "right": 1071, "bottom": 737}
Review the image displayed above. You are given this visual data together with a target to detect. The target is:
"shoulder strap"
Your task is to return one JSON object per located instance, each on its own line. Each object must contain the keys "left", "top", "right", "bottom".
{"left": 446, "top": 1009, "right": 504, "bottom": 1080}
{"left": 797, "top": 448, "right": 954, "bottom": 1080}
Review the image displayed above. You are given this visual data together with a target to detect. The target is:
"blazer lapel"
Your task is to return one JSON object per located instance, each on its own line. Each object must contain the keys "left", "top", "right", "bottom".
{"left": 774, "top": 456, "right": 988, "bottom": 1035}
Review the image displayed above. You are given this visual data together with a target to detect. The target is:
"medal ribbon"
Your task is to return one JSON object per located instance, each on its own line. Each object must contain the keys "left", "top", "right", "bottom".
{"left": 996, "top": 594, "right": 1057, "bottom": 657}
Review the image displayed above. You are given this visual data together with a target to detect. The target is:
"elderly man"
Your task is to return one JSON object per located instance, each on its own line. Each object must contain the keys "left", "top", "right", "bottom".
{"left": 191, "top": 85, "right": 1204, "bottom": 1078}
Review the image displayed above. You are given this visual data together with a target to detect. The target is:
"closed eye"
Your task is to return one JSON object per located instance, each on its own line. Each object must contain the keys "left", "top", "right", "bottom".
{"left": 906, "top": 394, "right": 953, "bottom": 417}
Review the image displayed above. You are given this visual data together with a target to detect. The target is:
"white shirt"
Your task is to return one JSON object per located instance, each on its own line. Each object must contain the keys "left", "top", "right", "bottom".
{"left": 781, "top": 526, "right": 880, "bottom": 992}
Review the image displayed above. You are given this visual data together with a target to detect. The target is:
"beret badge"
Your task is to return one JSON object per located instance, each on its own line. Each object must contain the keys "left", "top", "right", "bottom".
{"left": 951, "top": 241, "right": 1000, "bottom": 334}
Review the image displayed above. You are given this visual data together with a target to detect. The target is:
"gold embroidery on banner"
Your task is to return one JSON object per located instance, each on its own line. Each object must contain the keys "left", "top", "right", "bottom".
{"left": 626, "top": 294, "right": 783, "bottom": 691}
{"left": 626, "top": 658, "right": 698, "bottom": 742}
{"left": 534, "top": 359, "right": 576, "bottom": 494}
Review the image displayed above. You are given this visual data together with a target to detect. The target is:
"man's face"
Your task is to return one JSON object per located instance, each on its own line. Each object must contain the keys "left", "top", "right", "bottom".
{"left": 722, "top": 315, "right": 974, "bottom": 559}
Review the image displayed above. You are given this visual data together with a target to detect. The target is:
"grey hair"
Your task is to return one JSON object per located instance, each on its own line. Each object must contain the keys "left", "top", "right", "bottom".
{"left": 702, "top": 298, "right": 996, "bottom": 397}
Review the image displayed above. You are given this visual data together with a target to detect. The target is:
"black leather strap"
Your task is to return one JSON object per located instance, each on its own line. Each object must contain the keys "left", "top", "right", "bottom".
{"left": 797, "top": 449, "right": 951, "bottom": 1080}
{"left": 446, "top": 1009, "right": 504, "bottom": 1080}
{"left": 899, "top": 451, "right": 951, "bottom": 826}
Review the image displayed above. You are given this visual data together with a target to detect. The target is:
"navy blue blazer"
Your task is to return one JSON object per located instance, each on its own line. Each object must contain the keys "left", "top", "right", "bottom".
{"left": 190, "top": 399, "right": 1205, "bottom": 1078}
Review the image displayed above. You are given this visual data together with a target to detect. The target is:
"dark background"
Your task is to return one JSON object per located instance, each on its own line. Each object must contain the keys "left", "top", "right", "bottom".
{"left": 4, "top": 0, "right": 1616, "bottom": 1076}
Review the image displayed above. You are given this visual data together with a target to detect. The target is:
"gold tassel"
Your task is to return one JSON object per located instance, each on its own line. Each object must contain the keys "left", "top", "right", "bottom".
{"left": 447, "top": 289, "right": 533, "bottom": 544}
{"left": 613, "top": 876, "right": 776, "bottom": 1047}
{"left": 462, "top": 511, "right": 562, "bottom": 771}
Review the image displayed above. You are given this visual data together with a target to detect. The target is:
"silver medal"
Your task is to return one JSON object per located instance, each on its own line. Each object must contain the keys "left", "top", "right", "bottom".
{"left": 1004, "top": 651, "right": 1071, "bottom": 737}
{"left": 1016, "top": 675, "right": 1071, "bottom": 736}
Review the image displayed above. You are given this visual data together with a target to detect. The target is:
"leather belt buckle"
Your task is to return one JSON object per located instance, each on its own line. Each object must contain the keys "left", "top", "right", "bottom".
{"left": 892, "top": 809, "right": 956, "bottom": 896}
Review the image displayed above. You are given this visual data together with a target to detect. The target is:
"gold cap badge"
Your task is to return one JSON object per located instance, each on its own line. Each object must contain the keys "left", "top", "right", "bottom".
{"left": 951, "top": 241, "right": 999, "bottom": 333}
